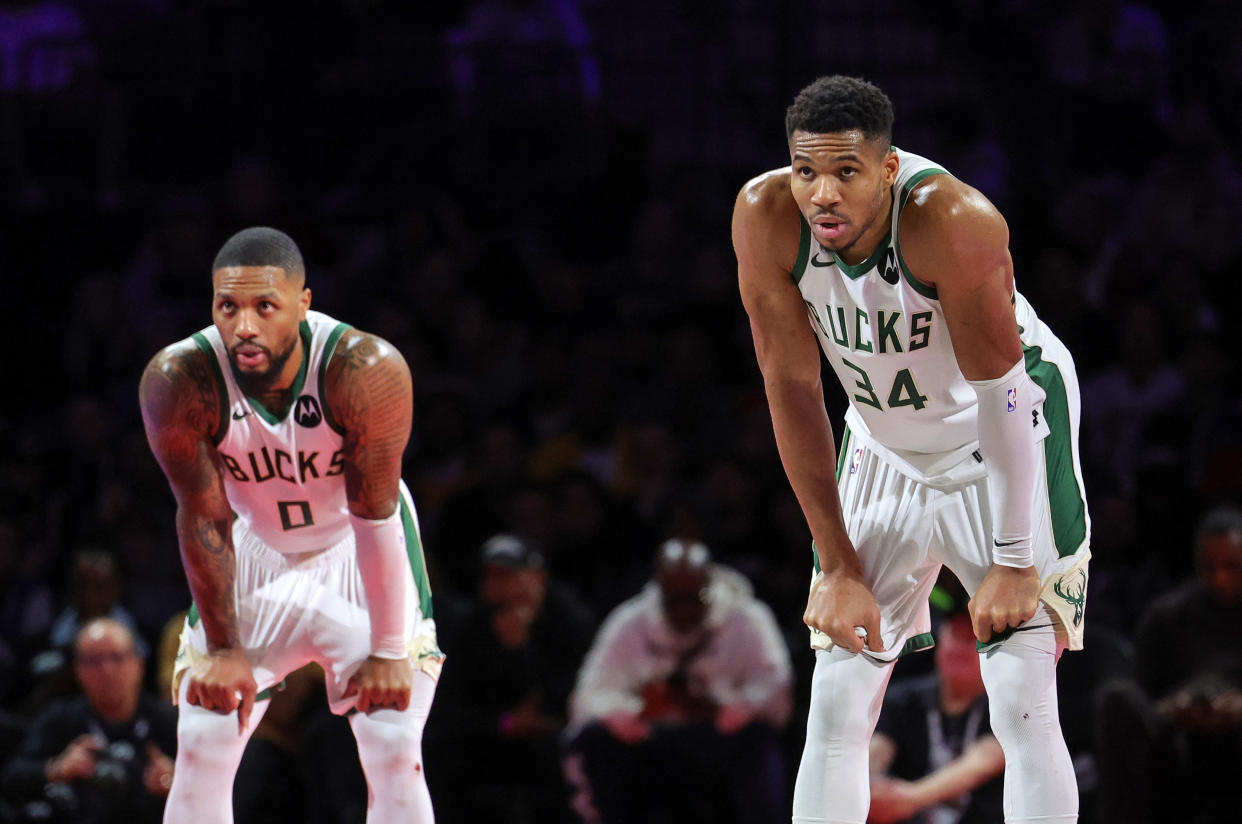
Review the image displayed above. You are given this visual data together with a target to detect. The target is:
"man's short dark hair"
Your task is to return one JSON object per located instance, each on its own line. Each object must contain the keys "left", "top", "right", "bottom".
{"left": 212, "top": 226, "right": 305, "bottom": 281}
{"left": 785, "top": 75, "right": 894, "bottom": 148}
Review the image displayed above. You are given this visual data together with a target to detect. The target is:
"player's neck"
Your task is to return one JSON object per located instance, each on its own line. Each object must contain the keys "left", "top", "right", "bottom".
{"left": 253, "top": 336, "right": 305, "bottom": 416}
{"left": 834, "top": 190, "right": 894, "bottom": 267}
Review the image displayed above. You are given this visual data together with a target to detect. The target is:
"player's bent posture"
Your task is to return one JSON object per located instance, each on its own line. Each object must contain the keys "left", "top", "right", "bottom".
{"left": 140, "top": 227, "right": 443, "bottom": 824}
{"left": 732, "top": 76, "right": 1089, "bottom": 824}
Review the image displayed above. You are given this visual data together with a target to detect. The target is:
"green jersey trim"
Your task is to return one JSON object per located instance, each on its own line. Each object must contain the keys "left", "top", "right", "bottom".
{"left": 833, "top": 236, "right": 892, "bottom": 280}
{"left": 793, "top": 219, "right": 812, "bottom": 286}
{"left": 249, "top": 322, "right": 313, "bottom": 425}
{"left": 1023, "top": 344, "right": 1088, "bottom": 559}
{"left": 399, "top": 493, "right": 435, "bottom": 620}
{"left": 318, "top": 322, "right": 353, "bottom": 436}
{"left": 893, "top": 167, "right": 947, "bottom": 301}
{"left": 191, "top": 332, "right": 230, "bottom": 445}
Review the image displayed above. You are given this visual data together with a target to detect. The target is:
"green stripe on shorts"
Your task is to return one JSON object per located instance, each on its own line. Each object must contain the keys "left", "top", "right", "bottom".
{"left": 398, "top": 493, "right": 434, "bottom": 620}
{"left": 1023, "top": 345, "right": 1087, "bottom": 558}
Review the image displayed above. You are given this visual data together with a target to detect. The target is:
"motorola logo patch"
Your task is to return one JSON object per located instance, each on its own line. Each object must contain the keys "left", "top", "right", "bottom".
{"left": 879, "top": 248, "right": 899, "bottom": 285}
{"left": 294, "top": 395, "right": 323, "bottom": 428}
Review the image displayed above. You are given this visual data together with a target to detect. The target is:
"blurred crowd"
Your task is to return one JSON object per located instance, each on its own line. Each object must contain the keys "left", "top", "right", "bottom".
{"left": 1, "top": 0, "right": 1240, "bottom": 822}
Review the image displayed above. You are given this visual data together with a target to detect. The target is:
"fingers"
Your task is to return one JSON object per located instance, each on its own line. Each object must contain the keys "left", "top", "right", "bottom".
{"left": 862, "top": 617, "right": 886, "bottom": 653}
{"left": 236, "top": 680, "right": 256, "bottom": 734}
{"left": 967, "top": 597, "right": 992, "bottom": 643}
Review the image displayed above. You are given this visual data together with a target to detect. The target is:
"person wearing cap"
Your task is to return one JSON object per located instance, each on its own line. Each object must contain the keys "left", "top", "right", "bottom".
{"left": 425, "top": 534, "right": 596, "bottom": 824}
{"left": 564, "top": 539, "right": 793, "bottom": 824}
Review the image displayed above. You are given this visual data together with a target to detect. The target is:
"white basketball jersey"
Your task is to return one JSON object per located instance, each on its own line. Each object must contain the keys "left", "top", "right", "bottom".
{"left": 192, "top": 310, "right": 354, "bottom": 553}
{"left": 795, "top": 148, "right": 1055, "bottom": 484}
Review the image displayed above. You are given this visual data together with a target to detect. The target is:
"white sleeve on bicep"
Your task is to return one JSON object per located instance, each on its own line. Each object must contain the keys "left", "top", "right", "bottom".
{"left": 968, "top": 358, "right": 1038, "bottom": 568}
{"left": 351, "top": 510, "right": 410, "bottom": 659}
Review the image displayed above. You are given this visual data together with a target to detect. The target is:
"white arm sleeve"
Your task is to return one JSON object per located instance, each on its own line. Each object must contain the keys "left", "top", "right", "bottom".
{"left": 351, "top": 510, "right": 410, "bottom": 659}
{"left": 968, "top": 358, "right": 1038, "bottom": 568}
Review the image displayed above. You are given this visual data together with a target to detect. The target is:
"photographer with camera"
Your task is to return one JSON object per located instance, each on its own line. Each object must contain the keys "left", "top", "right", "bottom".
{"left": 1, "top": 618, "right": 176, "bottom": 823}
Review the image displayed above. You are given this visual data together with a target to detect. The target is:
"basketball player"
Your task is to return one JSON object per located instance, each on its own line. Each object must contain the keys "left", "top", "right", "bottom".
{"left": 731, "top": 76, "right": 1090, "bottom": 823}
{"left": 139, "top": 227, "right": 442, "bottom": 823}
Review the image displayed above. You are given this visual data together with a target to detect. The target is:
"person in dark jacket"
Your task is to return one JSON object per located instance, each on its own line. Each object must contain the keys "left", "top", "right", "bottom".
{"left": 1, "top": 618, "right": 176, "bottom": 824}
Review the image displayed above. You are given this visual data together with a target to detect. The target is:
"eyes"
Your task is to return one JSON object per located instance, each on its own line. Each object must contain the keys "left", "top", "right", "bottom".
{"left": 795, "top": 165, "right": 859, "bottom": 181}
{"left": 216, "top": 299, "right": 278, "bottom": 314}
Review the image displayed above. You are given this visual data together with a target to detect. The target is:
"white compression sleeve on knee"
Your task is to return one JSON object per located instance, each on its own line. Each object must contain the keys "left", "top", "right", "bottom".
{"left": 351, "top": 509, "right": 410, "bottom": 659}
{"left": 968, "top": 359, "right": 1038, "bottom": 568}
{"left": 980, "top": 611, "right": 1078, "bottom": 823}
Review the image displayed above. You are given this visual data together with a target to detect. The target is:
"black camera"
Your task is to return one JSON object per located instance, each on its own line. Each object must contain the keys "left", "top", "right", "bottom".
{"left": 91, "top": 740, "right": 138, "bottom": 798}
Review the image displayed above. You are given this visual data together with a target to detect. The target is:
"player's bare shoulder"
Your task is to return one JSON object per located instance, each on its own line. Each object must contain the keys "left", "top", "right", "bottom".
{"left": 138, "top": 338, "right": 222, "bottom": 445}
{"left": 732, "top": 168, "right": 803, "bottom": 284}
{"left": 904, "top": 175, "right": 1008, "bottom": 273}
{"left": 323, "top": 328, "right": 412, "bottom": 435}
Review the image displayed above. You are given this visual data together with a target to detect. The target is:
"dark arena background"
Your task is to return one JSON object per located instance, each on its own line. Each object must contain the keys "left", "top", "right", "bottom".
{"left": 1, "top": 1, "right": 1240, "bottom": 823}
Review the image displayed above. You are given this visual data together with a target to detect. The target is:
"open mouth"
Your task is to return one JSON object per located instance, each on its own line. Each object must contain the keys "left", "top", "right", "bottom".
{"left": 233, "top": 347, "right": 268, "bottom": 369}
{"left": 812, "top": 219, "right": 846, "bottom": 241}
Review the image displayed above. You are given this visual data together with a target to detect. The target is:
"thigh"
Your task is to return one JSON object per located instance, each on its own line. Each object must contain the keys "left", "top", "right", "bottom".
{"left": 935, "top": 462, "right": 1091, "bottom": 650}
{"left": 827, "top": 427, "right": 941, "bottom": 659}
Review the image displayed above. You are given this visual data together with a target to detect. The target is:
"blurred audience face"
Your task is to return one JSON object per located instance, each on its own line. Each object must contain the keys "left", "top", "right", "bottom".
{"left": 480, "top": 563, "right": 547, "bottom": 612}
{"left": 71, "top": 551, "right": 121, "bottom": 618}
{"left": 1198, "top": 529, "right": 1242, "bottom": 608}
{"left": 74, "top": 618, "right": 143, "bottom": 722}
{"left": 934, "top": 613, "right": 984, "bottom": 699}
{"left": 656, "top": 540, "right": 711, "bottom": 634}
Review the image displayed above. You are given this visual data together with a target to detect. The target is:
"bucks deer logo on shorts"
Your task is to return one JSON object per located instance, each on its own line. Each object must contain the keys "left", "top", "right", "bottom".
{"left": 294, "top": 395, "right": 323, "bottom": 428}
{"left": 1053, "top": 570, "right": 1087, "bottom": 627}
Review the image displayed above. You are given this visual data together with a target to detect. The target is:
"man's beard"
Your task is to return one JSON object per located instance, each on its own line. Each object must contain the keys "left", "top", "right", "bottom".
{"left": 228, "top": 336, "right": 298, "bottom": 398}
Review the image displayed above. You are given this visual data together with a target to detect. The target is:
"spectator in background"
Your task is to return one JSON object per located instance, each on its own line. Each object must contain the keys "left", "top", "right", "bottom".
{"left": 868, "top": 610, "right": 1004, "bottom": 824}
{"left": 1095, "top": 505, "right": 1242, "bottom": 824}
{"left": 1080, "top": 301, "right": 1184, "bottom": 497}
{"left": 564, "top": 539, "right": 791, "bottom": 824}
{"left": 1, "top": 617, "right": 176, "bottom": 824}
{"left": 46, "top": 549, "right": 144, "bottom": 659}
{"left": 426, "top": 533, "right": 595, "bottom": 824}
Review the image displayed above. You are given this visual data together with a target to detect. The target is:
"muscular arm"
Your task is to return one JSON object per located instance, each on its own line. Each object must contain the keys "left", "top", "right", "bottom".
{"left": 901, "top": 178, "right": 1041, "bottom": 639}
{"left": 138, "top": 342, "right": 238, "bottom": 651}
{"left": 733, "top": 172, "right": 882, "bottom": 652}
{"left": 325, "top": 330, "right": 417, "bottom": 710}
{"left": 324, "top": 329, "right": 412, "bottom": 519}
{"left": 732, "top": 171, "right": 856, "bottom": 576}
{"left": 899, "top": 177, "right": 1021, "bottom": 379}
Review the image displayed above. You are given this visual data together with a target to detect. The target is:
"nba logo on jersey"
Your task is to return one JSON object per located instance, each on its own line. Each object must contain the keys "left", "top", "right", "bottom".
{"left": 1006, "top": 387, "right": 1017, "bottom": 412}
{"left": 850, "top": 447, "right": 863, "bottom": 474}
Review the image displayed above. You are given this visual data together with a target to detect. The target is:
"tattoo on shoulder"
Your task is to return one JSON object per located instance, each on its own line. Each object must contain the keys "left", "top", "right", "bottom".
{"left": 141, "top": 343, "right": 220, "bottom": 438}
{"left": 325, "top": 330, "right": 412, "bottom": 513}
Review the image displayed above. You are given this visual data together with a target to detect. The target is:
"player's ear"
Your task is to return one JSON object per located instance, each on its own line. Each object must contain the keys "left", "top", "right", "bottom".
{"left": 882, "top": 145, "right": 899, "bottom": 186}
{"left": 300, "top": 287, "right": 312, "bottom": 318}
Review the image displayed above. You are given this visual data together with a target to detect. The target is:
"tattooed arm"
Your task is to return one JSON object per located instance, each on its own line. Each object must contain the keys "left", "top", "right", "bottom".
{"left": 139, "top": 340, "right": 256, "bottom": 729}
{"left": 324, "top": 329, "right": 417, "bottom": 711}
{"left": 324, "top": 329, "right": 413, "bottom": 519}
